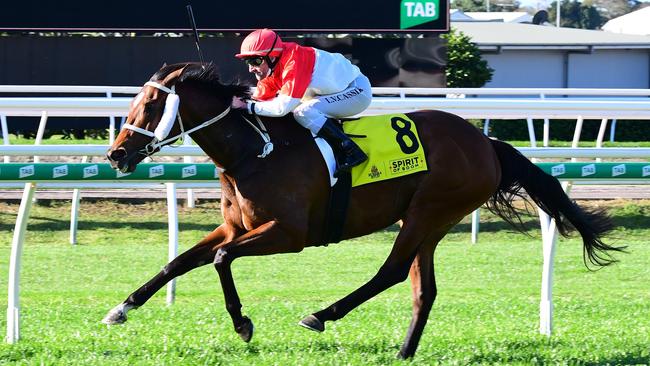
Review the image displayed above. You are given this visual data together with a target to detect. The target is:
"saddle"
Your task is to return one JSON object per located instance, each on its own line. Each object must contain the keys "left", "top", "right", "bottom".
{"left": 314, "top": 113, "right": 428, "bottom": 245}
{"left": 315, "top": 113, "right": 428, "bottom": 187}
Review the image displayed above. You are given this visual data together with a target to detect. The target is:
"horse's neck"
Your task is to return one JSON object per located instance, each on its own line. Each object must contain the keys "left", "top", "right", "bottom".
{"left": 189, "top": 112, "right": 263, "bottom": 171}
{"left": 259, "top": 115, "right": 314, "bottom": 145}
{"left": 191, "top": 113, "right": 314, "bottom": 174}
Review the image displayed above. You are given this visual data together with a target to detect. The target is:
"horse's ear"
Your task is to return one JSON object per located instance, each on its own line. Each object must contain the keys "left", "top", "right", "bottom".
{"left": 178, "top": 63, "right": 192, "bottom": 77}
{"left": 161, "top": 62, "right": 167, "bottom": 68}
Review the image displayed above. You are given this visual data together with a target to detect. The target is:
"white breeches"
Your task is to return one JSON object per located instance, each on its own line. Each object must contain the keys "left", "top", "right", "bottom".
{"left": 293, "top": 75, "right": 372, "bottom": 134}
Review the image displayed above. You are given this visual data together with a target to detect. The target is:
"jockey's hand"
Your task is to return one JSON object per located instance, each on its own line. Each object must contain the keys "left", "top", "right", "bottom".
{"left": 231, "top": 96, "right": 247, "bottom": 110}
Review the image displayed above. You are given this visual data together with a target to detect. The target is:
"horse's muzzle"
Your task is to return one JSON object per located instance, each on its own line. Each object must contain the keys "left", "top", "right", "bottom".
{"left": 106, "top": 148, "right": 134, "bottom": 173}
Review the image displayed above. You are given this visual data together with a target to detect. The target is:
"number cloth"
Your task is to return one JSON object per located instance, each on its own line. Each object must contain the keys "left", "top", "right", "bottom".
{"left": 343, "top": 114, "right": 428, "bottom": 187}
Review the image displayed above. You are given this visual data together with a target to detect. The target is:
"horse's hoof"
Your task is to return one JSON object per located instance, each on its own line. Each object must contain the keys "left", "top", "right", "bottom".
{"left": 298, "top": 314, "right": 325, "bottom": 332}
{"left": 236, "top": 316, "right": 254, "bottom": 342}
{"left": 396, "top": 347, "right": 415, "bottom": 360}
{"left": 101, "top": 303, "right": 131, "bottom": 325}
{"left": 396, "top": 351, "right": 411, "bottom": 360}
{"left": 102, "top": 308, "right": 126, "bottom": 325}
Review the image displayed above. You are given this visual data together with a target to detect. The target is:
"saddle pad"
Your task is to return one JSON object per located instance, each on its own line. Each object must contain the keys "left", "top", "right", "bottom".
{"left": 343, "top": 113, "right": 428, "bottom": 187}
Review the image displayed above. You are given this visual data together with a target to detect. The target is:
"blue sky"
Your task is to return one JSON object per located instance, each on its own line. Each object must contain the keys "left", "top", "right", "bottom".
{"left": 515, "top": 0, "right": 649, "bottom": 11}
{"left": 518, "top": 0, "right": 550, "bottom": 9}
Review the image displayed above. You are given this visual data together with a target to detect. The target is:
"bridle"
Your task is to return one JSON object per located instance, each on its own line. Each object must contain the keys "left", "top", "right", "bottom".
{"left": 122, "top": 80, "right": 273, "bottom": 158}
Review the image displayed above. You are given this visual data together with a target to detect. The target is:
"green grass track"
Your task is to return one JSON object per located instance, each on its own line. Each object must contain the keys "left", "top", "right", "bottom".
{"left": 0, "top": 200, "right": 649, "bottom": 365}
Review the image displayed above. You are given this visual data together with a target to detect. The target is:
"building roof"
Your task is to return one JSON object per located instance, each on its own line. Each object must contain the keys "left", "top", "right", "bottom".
{"left": 602, "top": 7, "right": 650, "bottom": 36}
{"left": 450, "top": 10, "right": 532, "bottom": 23}
{"left": 464, "top": 11, "right": 533, "bottom": 23}
{"left": 450, "top": 9, "right": 474, "bottom": 21}
{"left": 452, "top": 21, "right": 650, "bottom": 50}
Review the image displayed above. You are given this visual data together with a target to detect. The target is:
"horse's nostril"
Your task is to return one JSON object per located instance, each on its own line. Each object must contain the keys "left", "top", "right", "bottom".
{"left": 107, "top": 148, "right": 127, "bottom": 162}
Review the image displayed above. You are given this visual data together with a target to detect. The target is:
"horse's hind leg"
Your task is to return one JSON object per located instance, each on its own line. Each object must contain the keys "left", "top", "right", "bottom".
{"left": 399, "top": 242, "right": 437, "bottom": 359}
{"left": 101, "top": 224, "right": 234, "bottom": 325}
{"left": 300, "top": 219, "right": 444, "bottom": 335}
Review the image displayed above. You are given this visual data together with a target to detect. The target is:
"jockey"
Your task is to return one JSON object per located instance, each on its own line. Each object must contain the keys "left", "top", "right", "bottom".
{"left": 232, "top": 28, "right": 372, "bottom": 177}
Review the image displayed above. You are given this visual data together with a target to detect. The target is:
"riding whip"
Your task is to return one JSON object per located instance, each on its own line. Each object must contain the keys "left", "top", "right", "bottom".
{"left": 186, "top": 5, "right": 205, "bottom": 67}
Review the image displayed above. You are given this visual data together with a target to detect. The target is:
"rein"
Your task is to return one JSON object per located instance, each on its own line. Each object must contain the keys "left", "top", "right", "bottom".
{"left": 122, "top": 81, "right": 273, "bottom": 158}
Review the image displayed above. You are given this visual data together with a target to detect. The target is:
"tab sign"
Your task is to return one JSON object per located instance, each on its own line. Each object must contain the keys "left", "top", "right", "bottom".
{"left": 83, "top": 165, "right": 99, "bottom": 178}
{"left": 53, "top": 165, "right": 69, "bottom": 178}
{"left": 581, "top": 164, "right": 595, "bottom": 176}
{"left": 612, "top": 164, "right": 626, "bottom": 177}
{"left": 19, "top": 165, "right": 35, "bottom": 178}
{"left": 551, "top": 164, "right": 565, "bottom": 177}
{"left": 400, "top": 0, "right": 440, "bottom": 29}
{"left": 643, "top": 165, "right": 650, "bottom": 177}
{"left": 182, "top": 165, "right": 197, "bottom": 178}
{"left": 149, "top": 165, "right": 164, "bottom": 178}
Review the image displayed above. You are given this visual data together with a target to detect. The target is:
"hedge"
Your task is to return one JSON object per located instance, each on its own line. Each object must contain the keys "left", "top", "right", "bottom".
{"left": 476, "top": 119, "right": 650, "bottom": 141}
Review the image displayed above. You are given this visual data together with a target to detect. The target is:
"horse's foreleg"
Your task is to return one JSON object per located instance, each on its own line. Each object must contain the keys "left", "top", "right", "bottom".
{"left": 398, "top": 243, "right": 437, "bottom": 359}
{"left": 212, "top": 221, "right": 304, "bottom": 342}
{"left": 102, "top": 224, "right": 234, "bottom": 325}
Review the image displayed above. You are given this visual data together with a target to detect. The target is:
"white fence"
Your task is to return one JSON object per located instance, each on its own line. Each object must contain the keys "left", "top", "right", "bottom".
{"left": 2, "top": 85, "right": 649, "bottom": 150}
{"left": 2, "top": 86, "right": 650, "bottom": 344}
{"left": 2, "top": 92, "right": 650, "bottom": 119}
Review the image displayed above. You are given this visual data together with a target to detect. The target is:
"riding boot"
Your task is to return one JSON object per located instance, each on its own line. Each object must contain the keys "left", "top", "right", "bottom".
{"left": 317, "top": 118, "right": 368, "bottom": 177}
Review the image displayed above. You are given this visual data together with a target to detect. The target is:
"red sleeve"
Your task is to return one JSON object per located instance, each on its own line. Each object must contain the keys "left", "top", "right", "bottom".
{"left": 279, "top": 58, "right": 303, "bottom": 98}
{"left": 252, "top": 44, "right": 315, "bottom": 101}
{"left": 253, "top": 78, "right": 280, "bottom": 101}
{"left": 279, "top": 47, "right": 315, "bottom": 99}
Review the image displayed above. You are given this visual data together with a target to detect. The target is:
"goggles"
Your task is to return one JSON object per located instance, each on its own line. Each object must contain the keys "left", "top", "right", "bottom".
{"left": 244, "top": 57, "right": 264, "bottom": 67}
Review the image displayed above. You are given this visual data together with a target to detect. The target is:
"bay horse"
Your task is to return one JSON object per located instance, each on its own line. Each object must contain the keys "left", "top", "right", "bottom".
{"left": 104, "top": 62, "right": 624, "bottom": 359}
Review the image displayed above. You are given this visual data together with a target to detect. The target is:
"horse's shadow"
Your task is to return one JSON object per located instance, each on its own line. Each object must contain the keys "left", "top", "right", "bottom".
{"left": 454, "top": 212, "right": 650, "bottom": 233}
{"left": 1, "top": 212, "right": 647, "bottom": 238}
{"left": 0, "top": 213, "right": 218, "bottom": 233}
{"left": 210, "top": 339, "right": 402, "bottom": 364}
{"left": 463, "top": 338, "right": 650, "bottom": 365}
{"left": 214, "top": 338, "right": 649, "bottom": 365}
{"left": 383, "top": 214, "right": 650, "bottom": 234}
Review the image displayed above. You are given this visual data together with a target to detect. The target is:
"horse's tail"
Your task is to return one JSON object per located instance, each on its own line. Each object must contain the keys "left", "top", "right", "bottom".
{"left": 486, "top": 139, "right": 626, "bottom": 268}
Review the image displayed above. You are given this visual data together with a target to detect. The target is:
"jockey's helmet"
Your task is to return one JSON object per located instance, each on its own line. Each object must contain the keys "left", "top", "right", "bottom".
{"left": 235, "top": 29, "right": 283, "bottom": 59}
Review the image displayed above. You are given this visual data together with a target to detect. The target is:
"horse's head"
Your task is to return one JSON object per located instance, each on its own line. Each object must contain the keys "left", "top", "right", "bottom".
{"left": 106, "top": 63, "right": 249, "bottom": 173}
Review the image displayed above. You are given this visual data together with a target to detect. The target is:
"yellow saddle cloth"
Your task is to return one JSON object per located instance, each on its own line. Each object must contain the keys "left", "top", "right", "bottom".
{"left": 342, "top": 113, "right": 428, "bottom": 187}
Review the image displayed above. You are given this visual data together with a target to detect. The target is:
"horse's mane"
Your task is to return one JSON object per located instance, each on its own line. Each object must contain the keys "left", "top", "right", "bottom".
{"left": 152, "top": 62, "right": 251, "bottom": 100}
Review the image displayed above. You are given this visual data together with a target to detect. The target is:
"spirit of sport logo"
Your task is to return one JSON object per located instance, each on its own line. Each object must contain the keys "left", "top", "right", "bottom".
{"left": 400, "top": 0, "right": 440, "bottom": 29}
{"left": 389, "top": 156, "right": 423, "bottom": 174}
